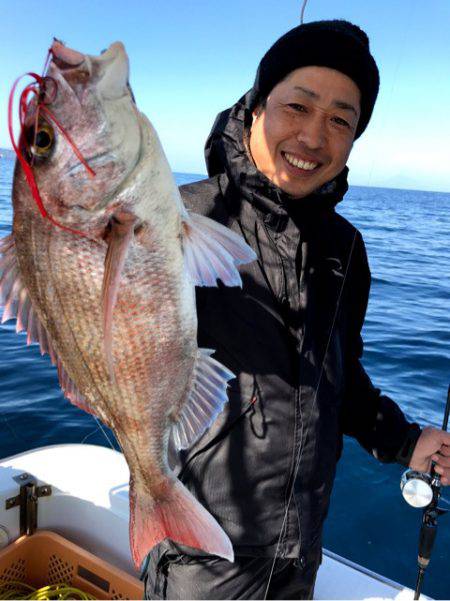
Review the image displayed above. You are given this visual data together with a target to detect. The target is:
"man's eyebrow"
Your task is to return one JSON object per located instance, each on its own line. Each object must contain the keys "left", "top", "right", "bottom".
{"left": 293, "top": 85, "right": 320, "bottom": 99}
{"left": 333, "top": 100, "right": 358, "bottom": 116}
{"left": 293, "top": 86, "right": 358, "bottom": 117}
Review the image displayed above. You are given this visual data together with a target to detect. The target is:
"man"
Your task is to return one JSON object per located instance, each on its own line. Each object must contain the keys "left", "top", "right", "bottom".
{"left": 144, "top": 19, "right": 450, "bottom": 600}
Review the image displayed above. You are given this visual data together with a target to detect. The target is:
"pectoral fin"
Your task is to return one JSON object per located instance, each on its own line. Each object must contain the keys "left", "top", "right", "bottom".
{"left": 101, "top": 213, "right": 137, "bottom": 380}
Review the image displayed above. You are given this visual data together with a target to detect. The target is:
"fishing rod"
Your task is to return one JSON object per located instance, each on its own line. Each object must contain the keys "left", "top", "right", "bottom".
{"left": 400, "top": 385, "right": 450, "bottom": 599}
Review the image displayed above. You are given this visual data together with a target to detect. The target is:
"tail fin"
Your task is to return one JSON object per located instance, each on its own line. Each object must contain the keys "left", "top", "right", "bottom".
{"left": 130, "top": 477, "right": 234, "bottom": 569}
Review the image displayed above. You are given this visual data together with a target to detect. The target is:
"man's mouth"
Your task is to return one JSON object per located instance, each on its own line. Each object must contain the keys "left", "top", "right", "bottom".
{"left": 282, "top": 151, "right": 321, "bottom": 172}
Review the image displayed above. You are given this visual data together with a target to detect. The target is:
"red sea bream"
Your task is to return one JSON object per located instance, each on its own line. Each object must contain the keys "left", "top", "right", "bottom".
{"left": 0, "top": 40, "right": 256, "bottom": 568}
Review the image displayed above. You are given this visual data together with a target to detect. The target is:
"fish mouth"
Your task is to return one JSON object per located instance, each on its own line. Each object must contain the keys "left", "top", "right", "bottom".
{"left": 51, "top": 40, "right": 85, "bottom": 71}
{"left": 49, "top": 40, "right": 130, "bottom": 99}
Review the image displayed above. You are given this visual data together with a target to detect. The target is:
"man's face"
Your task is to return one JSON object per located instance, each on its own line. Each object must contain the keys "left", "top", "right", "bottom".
{"left": 249, "top": 66, "right": 361, "bottom": 198}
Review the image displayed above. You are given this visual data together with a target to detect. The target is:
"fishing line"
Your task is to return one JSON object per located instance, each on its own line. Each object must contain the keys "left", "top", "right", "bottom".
{"left": 0, "top": 581, "right": 94, "bottom": 599}
{"left": 263, "top": 230, "right": 357, "bottom": 600}
{"left": 439, "top": 495, "right": 450, "bottom": 508}
{"left": 80, "top": 427, "right": 99, "bottom": 445}
{"left": 263, "top": 0, "right": 416, "bottom": 591}
{"left": 0, "top": 414, "right": 23, "bottom": 443}
{"left": 365, "top": 0, "right": 415, "bottom": 188}
{"left": 300, "top": 0, "right": 309, "bottom": 24}
{"left": 90, "top": 415, "right": 118, "bottom": 452}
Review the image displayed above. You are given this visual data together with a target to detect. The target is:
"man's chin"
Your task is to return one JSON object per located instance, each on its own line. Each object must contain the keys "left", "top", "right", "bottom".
{"left": 276, "top": 179, "right": 319, "bottom": 199}
{"left": 275, "top": 168, "right": 339, "bottom": 198}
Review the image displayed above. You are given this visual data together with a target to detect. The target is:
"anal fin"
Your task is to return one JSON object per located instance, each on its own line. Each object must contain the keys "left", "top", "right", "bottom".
{"left": 170, "top": 348, "right": 234, "bottom": 450}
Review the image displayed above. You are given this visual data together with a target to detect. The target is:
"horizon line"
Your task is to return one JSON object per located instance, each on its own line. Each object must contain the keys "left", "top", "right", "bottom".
{"left": 1, "top": 147, "right": 449, "bottom": 196}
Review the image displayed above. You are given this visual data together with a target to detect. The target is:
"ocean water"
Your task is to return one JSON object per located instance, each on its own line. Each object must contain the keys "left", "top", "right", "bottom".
{"left": 0, "top": 155, "right": 449, "bottom": 598}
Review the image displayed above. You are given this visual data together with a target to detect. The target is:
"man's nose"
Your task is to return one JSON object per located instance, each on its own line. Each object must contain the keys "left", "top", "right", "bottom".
{"left": 296, "top": 112, "right": 327, "bottom": 150}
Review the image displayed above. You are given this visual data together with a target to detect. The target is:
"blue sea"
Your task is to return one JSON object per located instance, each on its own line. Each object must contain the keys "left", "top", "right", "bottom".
{"left": 0, "top": 154, "right": 449, "bottom": 598}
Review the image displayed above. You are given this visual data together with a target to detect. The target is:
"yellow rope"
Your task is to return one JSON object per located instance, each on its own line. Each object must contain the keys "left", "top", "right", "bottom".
{"left": 0, "top": 581, "right": 94, "bottom": 600}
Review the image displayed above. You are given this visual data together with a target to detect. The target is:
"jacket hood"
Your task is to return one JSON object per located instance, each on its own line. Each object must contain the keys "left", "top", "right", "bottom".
{"left": 204, "top": 91, "right": 349, "bottom": 219}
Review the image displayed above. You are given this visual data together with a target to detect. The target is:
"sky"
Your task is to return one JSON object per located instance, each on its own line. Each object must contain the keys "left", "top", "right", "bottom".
{"left": 1, "top": 0, "right": 449, "bottom": 193}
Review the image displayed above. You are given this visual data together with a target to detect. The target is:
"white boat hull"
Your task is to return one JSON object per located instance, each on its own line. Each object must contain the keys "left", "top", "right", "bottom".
{"left": 0, "top": 444, "right": 424, "bottom": 599}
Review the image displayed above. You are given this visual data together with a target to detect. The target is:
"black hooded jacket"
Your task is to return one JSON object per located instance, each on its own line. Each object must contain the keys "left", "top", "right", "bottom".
{"left": 171, "top": 93, "right": 421, "bottom": 560}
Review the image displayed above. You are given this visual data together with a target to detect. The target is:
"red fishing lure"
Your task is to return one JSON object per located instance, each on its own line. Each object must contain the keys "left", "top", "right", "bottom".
{"left": 7, "top": 49, "right": 96, "bottom": 238}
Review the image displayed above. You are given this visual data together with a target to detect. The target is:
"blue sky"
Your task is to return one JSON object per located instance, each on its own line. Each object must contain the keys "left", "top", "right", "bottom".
{"left": 1, "top": 0, "right": 449, "bottom": 192}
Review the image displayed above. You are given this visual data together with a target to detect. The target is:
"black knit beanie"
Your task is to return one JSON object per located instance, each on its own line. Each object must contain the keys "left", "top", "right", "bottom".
{"left": 249, "top": 19, "right": 380, "bottom": 139}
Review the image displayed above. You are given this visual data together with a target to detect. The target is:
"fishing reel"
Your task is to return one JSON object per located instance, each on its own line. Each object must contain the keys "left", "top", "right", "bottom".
{"left": 400, "top": 468, "right": 438, "bottom": 508}
{"left": 401, "top": 464, "right": 448, "bottom": 600}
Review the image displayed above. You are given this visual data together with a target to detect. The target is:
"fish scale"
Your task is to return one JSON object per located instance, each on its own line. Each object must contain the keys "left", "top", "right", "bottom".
{"left": 15, "top": 204, "right": 195, "bottom": 472}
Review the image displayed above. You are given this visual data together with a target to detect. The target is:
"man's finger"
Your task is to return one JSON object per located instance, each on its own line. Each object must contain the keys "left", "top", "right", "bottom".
{"left": 439, "top": 444, "right": 450, "bottom": 457}
{"left": 432, "top": 463, "right": 450, "bottom": 481}
{"left": 433, "top": 464, "right": 444, "bottom": 476}
{"left": 433, "top": 454, "right": 450, "bottom": 468}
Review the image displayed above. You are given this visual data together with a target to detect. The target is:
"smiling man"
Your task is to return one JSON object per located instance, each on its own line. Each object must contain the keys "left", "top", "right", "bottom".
{"left": 249, "top": 66, "right": 360, "bottom": 198}
{"left": 144, "top": 19, "right": 450, "bottom": 600}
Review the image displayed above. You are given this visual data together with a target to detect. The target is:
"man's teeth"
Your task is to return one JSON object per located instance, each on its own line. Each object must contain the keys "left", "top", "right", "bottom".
{"left": 284, "top": 152, "right": 318, "bottom": 171}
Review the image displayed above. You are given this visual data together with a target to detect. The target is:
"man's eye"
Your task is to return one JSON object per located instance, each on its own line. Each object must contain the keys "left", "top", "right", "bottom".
{"left": 332, "top": 116, "right": 350, "bottom": 128}
{"left": 288, "top": 103, "right": 307, "bottom": 112}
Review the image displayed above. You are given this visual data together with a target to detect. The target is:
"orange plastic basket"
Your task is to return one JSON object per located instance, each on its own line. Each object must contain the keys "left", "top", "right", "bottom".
{"left": 0, "top": 530, "right": 143, "bottom": 599}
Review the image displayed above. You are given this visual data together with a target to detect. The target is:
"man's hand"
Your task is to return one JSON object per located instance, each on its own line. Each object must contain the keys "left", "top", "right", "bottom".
{"left": 409, "top": 426, "right": 450, "bottom": 485}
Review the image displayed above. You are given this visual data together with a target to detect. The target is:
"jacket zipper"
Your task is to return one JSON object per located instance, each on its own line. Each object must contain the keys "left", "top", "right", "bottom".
{"left": 261, "top": 220, "right": 289, "bottom": 305}
{"left": 263, "top": 220, "right": 304, "bottom": 558}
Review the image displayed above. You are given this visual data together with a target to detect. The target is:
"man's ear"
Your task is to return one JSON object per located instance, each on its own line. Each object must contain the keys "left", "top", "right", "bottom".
{"left": 251, "top": 98, "right": 266, "bottom": 123}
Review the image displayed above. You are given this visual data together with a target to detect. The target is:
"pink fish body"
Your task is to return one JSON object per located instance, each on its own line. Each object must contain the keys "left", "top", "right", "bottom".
{"left": 1, "top": 41, "right": 256, "bottom": 569}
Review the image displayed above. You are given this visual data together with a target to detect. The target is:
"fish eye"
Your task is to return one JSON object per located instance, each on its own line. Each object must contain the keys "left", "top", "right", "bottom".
{"left": 28, "top": 122, "right": 55, "bottom": 157}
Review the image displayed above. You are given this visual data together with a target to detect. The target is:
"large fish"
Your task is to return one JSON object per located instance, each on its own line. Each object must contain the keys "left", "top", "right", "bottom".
{"left": 1, "top": 41, "right": 256, "bottom": 568}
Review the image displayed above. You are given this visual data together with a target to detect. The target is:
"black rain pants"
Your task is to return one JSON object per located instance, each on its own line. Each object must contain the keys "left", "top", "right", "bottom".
{"left": 143, "top": 542, "right": 322, "bottom": 600}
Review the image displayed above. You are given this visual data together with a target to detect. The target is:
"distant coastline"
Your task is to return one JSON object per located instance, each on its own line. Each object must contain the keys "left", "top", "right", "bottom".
{"left": 0, "top": 148, "right": 15, "bottom": 160}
